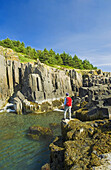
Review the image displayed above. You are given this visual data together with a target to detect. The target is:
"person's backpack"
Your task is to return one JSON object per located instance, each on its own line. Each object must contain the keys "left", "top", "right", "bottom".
{"left": 66, "top": 97, "right": 72, "bottom": 106}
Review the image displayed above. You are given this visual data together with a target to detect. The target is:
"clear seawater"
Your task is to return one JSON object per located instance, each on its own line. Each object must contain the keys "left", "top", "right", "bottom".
{"left": 0, "top": 111, "right": 63, "bottom": 170}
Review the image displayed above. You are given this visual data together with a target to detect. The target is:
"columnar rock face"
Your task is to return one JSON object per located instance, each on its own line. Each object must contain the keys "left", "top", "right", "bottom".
{"left": 77, "top": 84, "right": 111, "bottom": 120}
{"left": 19, "top": 63, "right": 80, "bottom": 102}
{"left": 83, "top": 70, "right": 111, "bottom": 87}
{"left": 0, "top": 55, "right": 9, "bottom": 108}
{"left": 1, "top": 47, "right": 111, "bottom": 114}
{"left": 0, "top": 54, "right": 83, "bottom": 109}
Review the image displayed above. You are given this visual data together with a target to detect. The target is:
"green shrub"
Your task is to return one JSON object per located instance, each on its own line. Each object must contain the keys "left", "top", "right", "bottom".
{"left": 0, "top": 38, "right": 97, "bottom": 70}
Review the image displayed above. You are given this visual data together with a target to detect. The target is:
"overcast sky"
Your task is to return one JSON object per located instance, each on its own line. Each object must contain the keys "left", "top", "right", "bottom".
{"left": 0, "top": 0, "right": 111, "bottom": 71}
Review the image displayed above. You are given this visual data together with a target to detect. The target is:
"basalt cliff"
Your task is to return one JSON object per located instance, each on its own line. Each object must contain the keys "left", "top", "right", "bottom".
{"left": 0, "top": 46, "right": 111, "bottom": 118}
{"left": 0, "top": 46, "right": 82, "bottom": 113}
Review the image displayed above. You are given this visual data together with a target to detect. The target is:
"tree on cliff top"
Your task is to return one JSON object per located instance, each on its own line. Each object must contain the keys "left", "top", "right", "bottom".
{"left": 0, "top": 38, "right": 97, "bottom": 70}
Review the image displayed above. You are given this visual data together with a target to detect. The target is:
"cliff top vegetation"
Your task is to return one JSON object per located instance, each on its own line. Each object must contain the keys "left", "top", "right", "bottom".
{"left": 0, "top": 38, "right": 97, "bottom": 70}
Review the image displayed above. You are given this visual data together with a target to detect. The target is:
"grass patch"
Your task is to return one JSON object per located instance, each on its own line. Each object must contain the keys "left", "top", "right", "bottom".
{"left": 18, "top": 55, "right": 36, "bottom": 63}
{"left": 45, "top": 63, "right": 75, "bottom": 70}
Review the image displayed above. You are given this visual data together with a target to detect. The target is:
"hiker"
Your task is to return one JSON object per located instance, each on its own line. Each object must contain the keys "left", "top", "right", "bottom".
{"left": 63, "top": 93, "right": 72, "bottom": 120}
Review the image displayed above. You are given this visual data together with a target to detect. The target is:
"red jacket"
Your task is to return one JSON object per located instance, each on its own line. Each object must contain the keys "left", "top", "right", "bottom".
{"left": 66, "top": 97, "right": 72, "bottom": 106}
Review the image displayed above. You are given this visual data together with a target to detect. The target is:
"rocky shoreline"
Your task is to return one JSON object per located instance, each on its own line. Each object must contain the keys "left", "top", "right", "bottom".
{"left": 1, "top": 46, "right": 111, "bottom": 117}
{"left": 44, "top": 118, "right": 111, "bottom": 170}
{"left": 0, "top": 46, "right": 111, "bottom": 169}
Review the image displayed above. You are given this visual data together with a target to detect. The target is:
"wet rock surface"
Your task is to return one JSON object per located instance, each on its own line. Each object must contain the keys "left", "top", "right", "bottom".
{"left": 49, "top": 136, "right": 65, "bottom": 170}
{"left": 49, "top": 119, "right": 111, "bottom": 170}
{"left": 41, "top": 163, "right": 50, "bottom": 170}
{"left": 28, "top": 126, "right": 53, "bottom": 140}
{"left": 49, "top": 123, "right": 60, "bottom": 129}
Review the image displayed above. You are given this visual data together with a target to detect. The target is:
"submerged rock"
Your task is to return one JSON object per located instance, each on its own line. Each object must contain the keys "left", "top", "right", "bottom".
{"left": 28, "top": 126, "right": 53, "bottom": 140}
{"left": 49, "top": 123, "right": 60, "bottom": 129}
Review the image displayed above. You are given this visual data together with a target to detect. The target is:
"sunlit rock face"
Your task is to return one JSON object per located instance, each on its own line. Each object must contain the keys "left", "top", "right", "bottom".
{"left": 1, "top": 47, "right": 111, "bottom": 117}
{"left": 49, "top": 119, "right": 111, "bottom": 170}
{"left": 0, "top": 52, "right": 82, "bottom": 109}
{"left": 0, "top": 55, "right": 8, "bottom": 108}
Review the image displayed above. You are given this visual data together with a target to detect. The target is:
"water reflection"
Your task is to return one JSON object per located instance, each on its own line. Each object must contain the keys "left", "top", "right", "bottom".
{"left": 0, "top": 111, "right": 63, "bottom": 170}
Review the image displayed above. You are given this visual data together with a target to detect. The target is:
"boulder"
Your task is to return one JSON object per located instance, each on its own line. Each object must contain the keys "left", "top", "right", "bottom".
{"left": 13, "top": 97, "right": 22, "bottom": 114}
{"left": 41, "top": 163, "right": 50, "bottom": 170}
{"left": 28, "top": 126, "right": 53, "bottom": 140}
{"left": 15, "top": 91, "right": 25, "bottom": 101}
{"left": 9, "top": 91, "right": 26, "bottom": 114}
